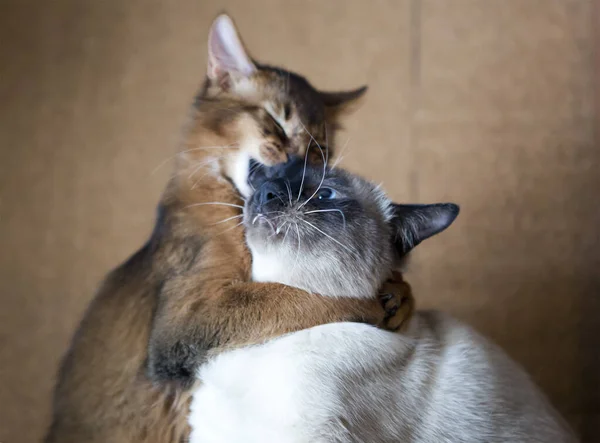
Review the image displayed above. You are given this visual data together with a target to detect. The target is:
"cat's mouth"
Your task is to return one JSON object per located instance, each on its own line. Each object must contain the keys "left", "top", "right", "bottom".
{"left": 243, "top": 166, "right": 311, "bottom": 247}
{"left": 251, "top": 213, "right": 279, "bottom": 233}
{"left": 245, "top": 206, "right": 305, "bottom": 241}
{"left": 245, "top": 158, "right": 296, "bottom": 240}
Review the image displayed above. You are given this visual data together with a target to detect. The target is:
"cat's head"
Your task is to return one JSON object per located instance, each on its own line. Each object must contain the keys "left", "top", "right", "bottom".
{"left": 200, "top": 14, "right": 365, "bottom": 161}
{"left": 243, "top": 158, "right": 459, "bottom": 298}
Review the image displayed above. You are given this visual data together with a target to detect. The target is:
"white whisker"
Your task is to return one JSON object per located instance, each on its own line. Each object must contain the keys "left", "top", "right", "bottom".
{"left": 282, "top": 223, "right": 292, "bottom": 244}
{"left": 304, "top": 209, "right": 346, "bottom": 229}
{"left": 248, "top": 161, "right": 264, "bottom": 177}
{"left": 180, "top": 144, "right": 237, "bottom": 153}
{"left": 211, "top": 214, "right": 244, "bottom": 225}
{"left": 300, "top": 219, "right": 358, "bottom": 256}
{"left": 324, "top": 124, "right": 330, "bottom": 168}
{"left": 273, "top": 193, "right": 286, "bottom": 206}
{"left": 278, "top": 221, "right": 298, "bottom": 298}
{"left": 297, "top": 119, "right": 327, "bottom": 206}
{"left": 188, "top": 158, "right": 218, "bottom": 180}
{"left": 270, "top": 220, "right": 288, "bottom": 237}
{"left": 185, "top": 202, "right": 244, "bottom": 210}
{"left": 215, "top": 221, "right": 245, "bottom": 236}
{"left": 152, "top": 156, "right": 179, "bottom": 176}
{"left": 298, "top": 142, "right": 327, "bottom": 210}
{"left": 298, "top": 119, "right": 323, "bottom": 153}
{"left": 284, "top": 179, "right": 293, "bottom": 206}
{"left": 268, "top": 214, "right": 287, "bottom": 222}
{"left": 296, "top": 138, "right": 311, "bottom": 203}
{"left": 291, "top": 222, "right": 302, "bottom": 272}
{"left": 190, "top": 172, "right": 212, "bottom": 190}
{"left": 331, "top": 155, "right": 344, "bottom": 169}
{"left": 331, "top": 137, "right": 351, "bottom": 170}
{"left": 247, "top": 161, "right": 265, "bottom": 193}
{"left": 300, "top": 118, "right": 328, "bottom": 169}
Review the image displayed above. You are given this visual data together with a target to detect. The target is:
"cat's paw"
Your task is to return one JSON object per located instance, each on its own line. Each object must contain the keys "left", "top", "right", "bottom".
{"left": 258, "top": 141, "right": 288, "bottom": 166}
{"left": 378, "top": 278, "right": 414, "bottom": 332}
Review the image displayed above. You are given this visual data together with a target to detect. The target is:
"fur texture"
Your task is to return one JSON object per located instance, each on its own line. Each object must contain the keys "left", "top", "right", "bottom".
{"left": 45, "top": 14, "right": 406, "bottom": 443}
{"left": 188, "top": 160, "right": 575, "bottom": 443}
{"left": 189, "top": 313, "right": 577, "bottom": 443}
{"left": 244, "top": 158, "right": 458, "bottom": 298}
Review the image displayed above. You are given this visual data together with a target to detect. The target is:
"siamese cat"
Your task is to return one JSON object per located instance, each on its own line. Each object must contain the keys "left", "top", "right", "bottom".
{"left": 188, "top": 158, "right": 577, "bottom": 443}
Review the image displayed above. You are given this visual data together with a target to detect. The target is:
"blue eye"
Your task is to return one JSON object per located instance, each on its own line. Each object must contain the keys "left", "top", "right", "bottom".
{"left": 317, "top": 188, "right": 336, "bottom": 200}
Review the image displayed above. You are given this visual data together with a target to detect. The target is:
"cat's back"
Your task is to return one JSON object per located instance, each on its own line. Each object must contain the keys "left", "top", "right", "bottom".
{"left": 407, "top": 311, "right": 578, "bottom": 443}
{"left": 45, "top": 242, "right": 175, "bottom": 442}
{"left": 189, "top": 311, "right": 577, "bottom": 443}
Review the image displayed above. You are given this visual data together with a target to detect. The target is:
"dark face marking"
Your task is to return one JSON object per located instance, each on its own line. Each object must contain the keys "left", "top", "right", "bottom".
{"left": 243, "top": 158, "right": 460, "bottom": 298}
{"left": 246, "top": 158, "right": 376, "bottom": 246}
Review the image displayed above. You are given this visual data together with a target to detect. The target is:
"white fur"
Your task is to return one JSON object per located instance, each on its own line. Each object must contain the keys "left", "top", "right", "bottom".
{"left": 369, "top": 181, "right": 394, "bottom": 222}
{"left": 249, "top": 241, "right": 375, "bottom": 299}
{"left": 189, "top": 312, "right": 576, "bottom": 443}
{"left": 250, "top": 246, "right": 287, "bottom": 284}
{"left": 226, "top": 151, "right": 253, "bottom": 198}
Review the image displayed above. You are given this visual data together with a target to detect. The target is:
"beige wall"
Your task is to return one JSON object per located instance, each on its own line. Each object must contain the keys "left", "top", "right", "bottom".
{"left": 0, "top": 1, "right": 598, "bottom": 442}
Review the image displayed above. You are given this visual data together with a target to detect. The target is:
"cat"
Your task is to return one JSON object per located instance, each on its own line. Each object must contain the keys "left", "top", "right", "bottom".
{"left": 188, "top": 158, "right": 577, "bottom": 443}
{"left": 45, "top": 14, "right": 411, "bottom": 443}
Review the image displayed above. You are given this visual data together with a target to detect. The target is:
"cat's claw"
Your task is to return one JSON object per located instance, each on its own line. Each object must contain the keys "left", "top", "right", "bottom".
{"left": 378, "top": 279, "right": 414, "bottom": 332}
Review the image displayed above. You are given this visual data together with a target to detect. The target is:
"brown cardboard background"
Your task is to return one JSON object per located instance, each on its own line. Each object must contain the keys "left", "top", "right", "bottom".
{"left": 0, "top": 1, "right": 597, "bottom": 442}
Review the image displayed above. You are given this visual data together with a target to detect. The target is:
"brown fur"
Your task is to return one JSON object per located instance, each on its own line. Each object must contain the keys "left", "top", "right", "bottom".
{"left": 45, "top": 15, "right": 413, "bottom": 443}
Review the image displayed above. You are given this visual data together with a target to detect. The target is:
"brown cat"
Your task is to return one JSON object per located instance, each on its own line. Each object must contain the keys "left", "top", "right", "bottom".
{"left": 45, "top": 14, "right": 413, "bottom": 443}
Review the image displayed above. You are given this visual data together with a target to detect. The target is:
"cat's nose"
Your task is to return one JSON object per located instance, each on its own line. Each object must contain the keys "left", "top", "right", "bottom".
{"left": 258, "top": 181, "right": 286, "bottom": 207}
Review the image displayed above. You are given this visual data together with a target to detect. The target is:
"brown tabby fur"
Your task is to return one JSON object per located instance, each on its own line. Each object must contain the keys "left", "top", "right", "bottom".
{"left": 45, "top": 15, "right": 414, "bottom": 443}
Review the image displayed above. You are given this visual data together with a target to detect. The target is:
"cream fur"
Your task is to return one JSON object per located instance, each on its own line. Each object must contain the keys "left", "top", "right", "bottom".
{"left": 188, "top": 311, "right": 577, "bottom": 443}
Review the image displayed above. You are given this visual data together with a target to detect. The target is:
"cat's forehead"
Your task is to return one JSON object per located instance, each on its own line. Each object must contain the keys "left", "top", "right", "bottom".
{"left": 255, "top": 65, "right": 326, "bottom": 124}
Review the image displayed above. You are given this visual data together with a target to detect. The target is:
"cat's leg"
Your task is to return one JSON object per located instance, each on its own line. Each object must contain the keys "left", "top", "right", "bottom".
{"left": 147, "top": 278, "right": 413, "bottom": 386}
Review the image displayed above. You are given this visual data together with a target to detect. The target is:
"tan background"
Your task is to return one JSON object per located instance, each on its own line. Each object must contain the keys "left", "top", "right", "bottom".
{"left": 0, "top": 1, "right": 598, "bottom": 442}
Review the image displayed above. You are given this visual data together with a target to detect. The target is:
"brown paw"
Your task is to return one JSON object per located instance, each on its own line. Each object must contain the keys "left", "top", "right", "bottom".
{"left": 378, "top": 279, "right": 414, "bottom": 332}
{"left": 259, "top": 141, "right": 288, "bottom": 166}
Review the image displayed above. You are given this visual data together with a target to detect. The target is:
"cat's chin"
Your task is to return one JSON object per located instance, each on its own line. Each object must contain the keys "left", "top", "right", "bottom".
{"left": 248, "top": 246, "right": 290, "bottom": 285}
{"left": 245, "top": 227, "right": 288, "bottom": 257}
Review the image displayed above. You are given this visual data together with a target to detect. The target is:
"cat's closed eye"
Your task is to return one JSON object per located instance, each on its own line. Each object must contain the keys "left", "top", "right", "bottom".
{"left": 270, "top": 116, "right": 286, "bottom": 137}
{"left": 263, "top": 104, "right": 289, "bottom": 135}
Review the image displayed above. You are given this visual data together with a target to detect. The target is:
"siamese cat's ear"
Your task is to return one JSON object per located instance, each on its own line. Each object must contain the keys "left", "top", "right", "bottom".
{"left": 390, "top": 203, "right": 460, "bottom": 256}
{"left": 207, "top": 14, "right": 257, "bottom": 86}
{"left": 320, "top": 86, "right": 368, "bottom": 119}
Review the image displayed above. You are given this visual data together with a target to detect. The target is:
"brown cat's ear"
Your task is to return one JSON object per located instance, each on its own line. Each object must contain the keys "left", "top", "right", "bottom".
{"left": 390, "top": 203, "right": 460, "bottom": 256}
{"left": 321, "top": 86, "right": 368, "bottom": 120}
{"left": 207, "top": 14, "right": 257, "bottom": 87}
